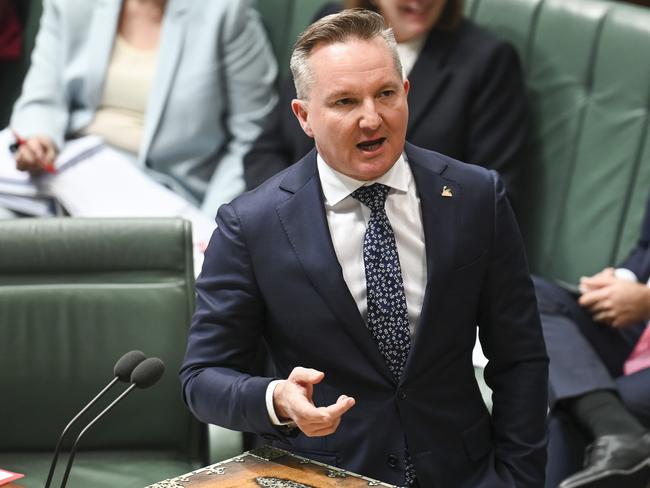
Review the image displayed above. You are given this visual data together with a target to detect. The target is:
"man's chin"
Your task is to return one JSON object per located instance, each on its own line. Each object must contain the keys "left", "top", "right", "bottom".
{"left": 351, "top": 159, "right": 397, "bottom": 181}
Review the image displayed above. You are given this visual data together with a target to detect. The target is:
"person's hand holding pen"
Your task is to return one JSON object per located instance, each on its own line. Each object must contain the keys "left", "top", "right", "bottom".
{"left": 11, "top": 131, "right": 58, "bottom": 174}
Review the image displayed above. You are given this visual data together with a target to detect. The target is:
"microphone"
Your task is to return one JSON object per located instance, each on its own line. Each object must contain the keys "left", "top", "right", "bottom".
{"left": 59, "top": 357, "right": 166, "bottom": 488}
{"left": 44, "top": 350, "right": 147, "bottom": 488}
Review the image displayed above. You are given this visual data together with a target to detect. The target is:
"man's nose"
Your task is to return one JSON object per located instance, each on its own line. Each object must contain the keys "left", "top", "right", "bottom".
{"left": 358, "top": 100, "right": 381, "bottom": 131}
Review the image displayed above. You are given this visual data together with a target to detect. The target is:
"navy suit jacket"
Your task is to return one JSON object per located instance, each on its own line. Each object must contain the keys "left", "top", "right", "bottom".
{"left": 180, "top": 143, "right": 548, "bottom": 487}
{"left": 620, "top": 198, "right": 650, "bottom": 281}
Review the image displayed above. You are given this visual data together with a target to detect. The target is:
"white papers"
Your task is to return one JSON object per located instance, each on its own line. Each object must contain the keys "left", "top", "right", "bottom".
{"left": 0, "top": 129, "right": 215, "bottom": 274}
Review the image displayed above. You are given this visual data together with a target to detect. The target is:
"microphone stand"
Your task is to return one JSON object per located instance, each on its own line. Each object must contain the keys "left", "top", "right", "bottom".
{"left": 59, "top": 383, "right": 138, "bottom": 488}
{"left": 44, "top": 376, "right": 120, "bottom": 488}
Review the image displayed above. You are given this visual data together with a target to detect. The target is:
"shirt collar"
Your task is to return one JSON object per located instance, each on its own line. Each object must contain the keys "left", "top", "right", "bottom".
{"left": 317, "top": 153, "right": 411, "bottom": 207}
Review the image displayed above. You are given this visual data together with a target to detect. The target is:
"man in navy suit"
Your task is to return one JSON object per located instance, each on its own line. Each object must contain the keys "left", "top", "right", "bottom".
{"left": 180, "top": 9, "right": 548, "bottom": 488}
{"left": 536, "top": 199, "right": 650, "bottom": 488}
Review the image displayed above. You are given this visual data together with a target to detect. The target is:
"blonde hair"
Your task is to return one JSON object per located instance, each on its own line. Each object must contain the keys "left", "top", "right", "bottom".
{"left": 289, "top": 9, "right": 403, "bottom": 99}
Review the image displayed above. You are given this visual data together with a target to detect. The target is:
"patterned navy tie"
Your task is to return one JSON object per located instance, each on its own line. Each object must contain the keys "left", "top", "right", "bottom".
{"left": 351, "top": 183, "right": 415, "bottom": 487}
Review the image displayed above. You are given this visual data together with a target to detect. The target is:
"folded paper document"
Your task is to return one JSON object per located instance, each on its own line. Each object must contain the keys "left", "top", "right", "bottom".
{"left": 0, "top": 129, "right": 215, "bottom": 256}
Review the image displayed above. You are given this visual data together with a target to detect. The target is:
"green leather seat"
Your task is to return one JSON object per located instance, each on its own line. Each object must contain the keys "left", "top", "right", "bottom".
{"left": 466, "top": 0, "right": 650, "bottom": 283}
{"left": 0, "top": 218, "right": 205, "bottom": 488}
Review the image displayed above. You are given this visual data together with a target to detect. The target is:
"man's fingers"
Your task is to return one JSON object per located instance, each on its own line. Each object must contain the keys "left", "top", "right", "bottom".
{"left": 580, "top": 268, "right": 617, "bottom": 292}
{"left": 289, "top": 367, "right": 325, "bottom": 385}
{"left": 296, "top": 397, "right": 354, "bottom": 437}
{"left": 323, "top": 395, "right": 356, "bottom": 418}
{"left": 304, "top": 418, "right": 342, "bottom": 437}
{"left": 593, "top": 310, "right": 613, "bottom": 324}
{"left": 578, "top": 288, "right": 607, "bottom": 308}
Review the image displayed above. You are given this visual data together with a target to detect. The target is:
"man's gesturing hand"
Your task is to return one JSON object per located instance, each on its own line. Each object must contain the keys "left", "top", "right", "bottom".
{"left": 273, "top": 367, "right": 355, "bottom": 437}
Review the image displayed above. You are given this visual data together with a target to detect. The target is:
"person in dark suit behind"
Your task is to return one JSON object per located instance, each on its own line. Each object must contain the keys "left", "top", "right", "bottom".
{"left": 534, "top": 198, "right": 650, "bottom": 488}
{"left": 180, "top": 9, "right": 548, "bottom": 488}
{"left": 244, "top": 0, "right": 529, "bottom": 212}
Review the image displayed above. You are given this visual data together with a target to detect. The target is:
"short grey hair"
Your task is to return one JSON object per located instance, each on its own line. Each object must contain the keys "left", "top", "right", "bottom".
{"left": 289, "top": 9, "right": 403, "bottom": 100}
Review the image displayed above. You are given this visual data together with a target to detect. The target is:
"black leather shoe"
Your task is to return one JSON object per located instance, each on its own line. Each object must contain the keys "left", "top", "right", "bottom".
{"left": 559, "top": 432, "right": 650, "bottom": 488}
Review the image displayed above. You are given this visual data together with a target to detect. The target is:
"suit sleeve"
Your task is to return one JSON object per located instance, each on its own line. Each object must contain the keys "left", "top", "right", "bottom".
{"left": 466, "top": 42, "right": 529, "bottom": 213}
{"left": 243, "top": 79, "right": 305, "bottom": 190}
{"left": 10, "top": 0, "right": 68, "bottom": 149}
{"left": 478, "top": 172, "right": 549, "bottom": 487}
{"left": 618, "top": 198, "right": 650, "bottom": 281}
{"left": 200, "top": 0, "right": 277, "bottom": 213}
{"left": 179, "top": 203, "right": 287, "bottom": 438}
{"left": 242, "top": 1, "right": 341, "bottom": 191}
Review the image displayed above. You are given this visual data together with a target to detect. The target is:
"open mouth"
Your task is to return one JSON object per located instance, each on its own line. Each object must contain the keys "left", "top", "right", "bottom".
{"left": 357, "top": 138, "right": 386, "bottom": 152}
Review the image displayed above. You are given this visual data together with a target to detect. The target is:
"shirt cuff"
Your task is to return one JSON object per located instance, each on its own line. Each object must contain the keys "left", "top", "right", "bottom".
{"left": 615, "top": 268, "right": 638, "bottom": 283}
{"left": 265, "top": 379, "right": 297, "bottom": 427}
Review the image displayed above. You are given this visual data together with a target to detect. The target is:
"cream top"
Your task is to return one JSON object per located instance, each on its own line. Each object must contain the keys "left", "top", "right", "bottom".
{"left": 84, "top": 35, "right": 159, "bottom": 154}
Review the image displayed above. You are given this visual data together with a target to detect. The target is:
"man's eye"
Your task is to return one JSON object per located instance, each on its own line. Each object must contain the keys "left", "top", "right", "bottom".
{"left": 335, "top": 98, "right": 354, "bottom": 106}
{"left": 379, "top": 90, "right": 395, "bottom": 98}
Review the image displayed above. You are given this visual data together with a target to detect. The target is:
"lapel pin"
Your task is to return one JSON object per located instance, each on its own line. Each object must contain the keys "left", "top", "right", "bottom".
{"left": 441, "top": 185, "right": 453, "bottom": 198}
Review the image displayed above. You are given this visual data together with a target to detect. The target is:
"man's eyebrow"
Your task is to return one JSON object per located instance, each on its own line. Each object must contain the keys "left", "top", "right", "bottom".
{"left": 325, "top": 90, "right": 354, "bottom": 101}
{"left": 326, "top": 82, "right": 402, "bottom": 101}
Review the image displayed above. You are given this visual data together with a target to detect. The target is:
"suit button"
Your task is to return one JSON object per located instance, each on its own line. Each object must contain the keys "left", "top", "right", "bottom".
{"left": 387, "top": 454, "right": 399, "bottom": 468}
{"left": 398, "top": 390, "right": 407, "bottom": 400}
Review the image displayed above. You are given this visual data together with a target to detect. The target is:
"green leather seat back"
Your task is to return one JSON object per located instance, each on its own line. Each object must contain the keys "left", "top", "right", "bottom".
{"left": 0, "top": 218, "right": 204, "bottom": 486}
{"left": 256, "top": 0, "right": 333, "bottom": 82}
{"left": 256, "top": 0, "right": 293, "bottom": 80}
{"left": 468, "top": 0, "right": 650, "bottom": 282}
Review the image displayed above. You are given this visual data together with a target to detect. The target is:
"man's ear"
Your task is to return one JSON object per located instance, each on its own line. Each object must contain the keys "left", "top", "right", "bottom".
{"left": 403, "top": 78, "right": 410, "bottom": 96}
{"left": 291, "top": 99, "right": 313, "bottom": 138}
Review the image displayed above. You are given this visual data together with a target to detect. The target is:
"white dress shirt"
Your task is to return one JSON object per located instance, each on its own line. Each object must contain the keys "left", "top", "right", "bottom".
{"left": 396, "top": 34, "right": 426, "bottom": 78}
{"left": 266, "top": 153, "right": 427, "bottom": 425}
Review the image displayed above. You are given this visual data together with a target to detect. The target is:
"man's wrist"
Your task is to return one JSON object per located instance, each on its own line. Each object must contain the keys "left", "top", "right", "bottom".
{"left": 265, "top": 380, "right": 296, "bottom": 427}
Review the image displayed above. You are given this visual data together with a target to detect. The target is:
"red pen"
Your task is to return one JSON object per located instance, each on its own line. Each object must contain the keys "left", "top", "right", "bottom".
{"left": 9, "top": 129, "right": 56, "bottom": 174}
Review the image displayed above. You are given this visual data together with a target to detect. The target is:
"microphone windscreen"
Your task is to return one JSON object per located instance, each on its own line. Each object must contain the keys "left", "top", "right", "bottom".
{"left": 113, "top": 350, "right": 147, "bottom": 382}
{"left": 130, "top": 357, "right": 165, "bottom": 389}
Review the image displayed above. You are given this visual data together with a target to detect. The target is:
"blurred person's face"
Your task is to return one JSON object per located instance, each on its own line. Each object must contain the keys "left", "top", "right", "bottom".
{"left": 291, "top": 36, "right": 409, "bottom": 181}
{"left": 373, "top": 0, "right": 447, "bottom": 42}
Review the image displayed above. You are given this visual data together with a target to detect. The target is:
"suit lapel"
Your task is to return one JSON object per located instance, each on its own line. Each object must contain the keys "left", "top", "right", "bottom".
{"left": 83, "top": 0, "right": 122, "bottom": 111}
{"left": 138, "top": 0, "right": 189, "bottom": 165}
{"left": 401, "top": 144, "right": 460, "bottom": 380}
{"left": 407, "top": 28, "right": 456, "bottom": 135}
{"left": 276, "top": 152, "right": 395, "bottom": 382}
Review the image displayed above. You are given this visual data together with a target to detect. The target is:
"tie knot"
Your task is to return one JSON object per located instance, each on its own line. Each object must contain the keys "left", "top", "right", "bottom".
{"left": 351, "top": 183, "right": 390, "bottom": 211}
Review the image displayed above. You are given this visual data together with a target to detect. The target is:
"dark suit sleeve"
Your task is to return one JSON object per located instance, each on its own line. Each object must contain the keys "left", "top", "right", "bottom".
{"left": 466, "top": 42, "right": 529, "bottom": 212}
{"left": 478, "top": 172, "right": 549, "bottom": 487}
{"left": 242, "top": 3, "right": 341, "bottom": 191}
{"left": 618, "top": 198, "right": 650, "bottom": 281}
{"left": 179, "top": 203, "right": 285, "bottom": 438}
{"left": 243, "top": 78, "right": 303, "bottom": 190}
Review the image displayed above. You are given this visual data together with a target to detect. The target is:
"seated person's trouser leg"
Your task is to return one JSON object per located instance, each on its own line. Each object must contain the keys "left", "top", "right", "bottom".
{"left": 533, "top": 276, "right": 649, "bottom": 487}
